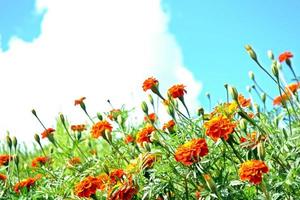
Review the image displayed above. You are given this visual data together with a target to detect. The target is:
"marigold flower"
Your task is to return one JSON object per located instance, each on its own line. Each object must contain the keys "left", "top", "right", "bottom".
{"left": 0, "top": 173, "right": 7, "bottom": 182}
{"left": 142, "top": 77, "right": 159, "bottom": 92}
{"left": 136, "top": 125, "right": 155, "bottom": 145}
{"left": 204, "top": 115, "right": 236, "bottom": 142}
{"left": 97, "top": 173, "right": 109, "bottom": 190}
{"left": 74, "top": 97, "right": 86, "bottom": 106}
{"left": 13, "top": 175, "right": 41, "bottom": 193}
{"left": 109, "top": 169, "right": 125, "bottom": 185}
{"left": 144, "top": 113, "right": 157, "bottom": 123}
{"left": 273, "top": 94, "right": 289, "bottom": 106}
{"left": 31, "top": 156, "right": 50, "bottom": 168}
{"left": 238, "top": 94, "right": 251, "bottom": 107}
{"left": 41, "top": 128, "right": 55, "bottom": 139}
{"left": 0, "top": 154, "right": 13, "bottom": 166}
{"left": 239, "top": 160, "right": 269, "bottom": 184}
{"left": 74, "top": 176, "right": 105, "bottom": 197}
{"left": 108, "top": 109, "right": 122, "bottom": 121}
{"left": 168, "top": 84, "right": 187, "bottom": 99}
{"left": 91, "top": 120, "right": 113, "bottom": 138}
{"left": 162, "top": 120, "right": 175, "bottom": 132}
{"left": 71, "top": 124, "right": 86, "bottom": 132}
{"left": 124, "top": 135, "right": 134, "bottom": 144}
{"left": 285, "top": 82, "right": 300, "bottom": 94}
{"left": 279, "top": 51, "right": 293, "bottom": 63}
{"left": 68, "top": 157, "right": 81, "bottom": 166}
{"left": 174, "top": 138, "right": 209, "bottom": 166}
{"left": 107, "top": 181, "right": 138, "bottom": 200}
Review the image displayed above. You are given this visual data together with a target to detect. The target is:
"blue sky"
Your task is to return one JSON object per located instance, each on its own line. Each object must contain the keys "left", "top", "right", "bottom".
{"left": 0, "top": 0, "right": 299, "bottom": 108}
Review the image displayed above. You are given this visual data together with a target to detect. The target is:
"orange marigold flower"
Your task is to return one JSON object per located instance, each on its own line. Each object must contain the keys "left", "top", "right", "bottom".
{"left": 108, "top": 109, "right": 122, "bottom": 121}
{"left": 142, "top": 77, "right": 159, "bottom": 92}
{"left": 285, "top": 82, "right": 300, "bottom": 94}
{"left": 136, "top": 125, "right": 155, "bottom": 145}
{"left": 74, "top": 176, "right": 104, "bottom": 198}
{"left": 109, "top": 169, "right": 125, "bottom": 185}
{"left": 144, "top": 113, "right": 157, "bottom": 123}
{"left": 279, "top": 51, "right": 293, "bottom": 63}
{"left": 31, "top": 156, "right": 50, "bottom": 168}
{"left": 162, "top": 120, "right": 175, "bottom": 132}
{"left": 174, "top": 138, "right": 208, "bottom": 166}
{"left": 68, "top": 157, "right": 81, "bottom": 166}
{"left": 107, "top": 181, "right": 138, "bottom": 200}
{"left": 239, "top": 160, "right": 269, "bottom": 184}
{"left": 273, "top": 94, "right": 289, "bottom": 106}
{"left": 91, "top": 120, "right": 113, "bottom": 138}
{"left": 71, "top": 124, "right": 86, "bottom": 132}
{"left": 124, "top": 135, "right": 134, "bottom": 144}
{"left": 13, "top": 175, "right": 41, "bottom": 193}
{"left": 168, "top": 84, "right": 187, "bottom": 99}
{"left": 204, "top": 115, "right": 236, "bottom": 142}
{"left": 74, "top": 97, "right": 86, "bottom": 106}
{"left": 41, "top": 128, "right": 55, "bottom": 139}
{"left": 0, "top": 154, "right": 13, "bottom": 166}
{"left": 97, "top": 173, "right": 109, "bottom": 190}
{"left": 0, "top": 173, "right": 7, "bottom": 182}
{"left": 238, "top": 94, "right": 251, "bottom": 107}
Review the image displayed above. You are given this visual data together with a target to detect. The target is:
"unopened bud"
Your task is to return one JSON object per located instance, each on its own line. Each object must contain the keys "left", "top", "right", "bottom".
{"left": 12, "top": 136, "right": 17, "bottom": 150}
{"left": 34, "top": 134, "right": 41, "bottom": 144}
{"left": 228, "top": 86, "right": 238, "bottom": 101}
{"left": 257, "top": 142, "right": 265, "bottom": 160}
{"left": 14, "top": 155, "right": 19, "bottom": 167}
{"left": 245, "top": 45, "right": 257, "bottom": 61}
{"left": 167, "top": 105, "right": 175, "bottom": 119}
{"left": 6, "top": 135, "right": 12, "bottom": 150}
{"left": 60, "top": 113, "right": 65, "bottom": 124}
{"left": 144, "top": 143, "right": 151, "bottom": 152}
{"left": 105, "top": 130, "right": 112, "bottom": 144}
{"left": 205, "top": 93, "right": 210, "bottom": 99}
{"left": 197, "top": 107, "right": 204, "bottom": 116}
{"left": 267, "top": 50, "right": 274, "bottom": 60}
{"left": 239, "top": 119, "right": 247, "bottom": 131}
{"left": 77, "top": 132, "right": 82, "bottom": 141}
{"left": 148, "top": 94, "right": 154, "bottom": 106}
{"left": 31, "top": 109, "right": 37, "bottom": 117}
{"left": 117, "top": 115, "right": 123, "bottom": 125}
{"left": 246, "top": 85, "right": 252, "bottom": 93}
{"left": 141, "top": 101, "right": 148, "bottom": 114}
{"left": 271, "top": 62, "right": 279, "bottom": 78}
{"left": 248, "top": 71, "right": 255, "bottom": 81}
{"left": 97, "top": 113, "right": 103, "bottom": 121}
{"left": 261, "top": 93, "right": 266, "bottom": 104}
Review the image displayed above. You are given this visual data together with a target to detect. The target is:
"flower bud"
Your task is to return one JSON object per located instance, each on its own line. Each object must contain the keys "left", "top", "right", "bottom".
{"left": 267, "top": 50, "right": 274, "bottom": 60}
{"left": 148, "top": 94, "right": 154, "bottom": 106}
{"left": 257, "top": 142, "right": 265, "bottom": 160}
{"left": 105, "top": 130, "right": 112, "bottom": 144}
{"left": 77, "top": 132, "right": 82, "bottom": 141}
{"left": 97, "top": 113, "right": 103, "bottom": 121}
{"left": 60, "top": 113, "right": 65, "bottom": 124}
{"left": 261, "top": 93, "right": 266, "bottom": 104}
{"left": 248, "top": 71, "right": 255, "bottom": 81}
{"left": 144, "top": 143, "right": 151, "bottom": 152}
{"left": 141, "top": 101, "right": 148, "bottom": 114}
{"left": 12, "top": 136, "right": 17, "bottom": 150}
{"left": 245, "top": 45, "right": 257, "bottom": 61}
{"left": 31, "top": 109, "right": 37, "bottom": 117}
{"left": 197, "top": 107, "right": 204, "bottom": 116}
{"left": 246, "top": 85, "right": 252, "bottom": 93}
{"left": 271, "top": 62, "right": 279, "bottom": 78}
{"left": 205, "top": 92, "right": 210, "bottom": 99}
{"left": 117, "top": 115, "right": 123, "bottom": 125}
{"left": 34, "top": 134, "right": 41, "bottom": 144}
{"left": 228, "top": 86, "right": 238, "bottom": 101}
{"left": 14, "top": 155, "right": 19, "bottom": 167}
{"left": 166, "top": 105, "right": 175, "bottom": 119}
{"left": 239, "top": 119, "right": 247, "bottom": 131}
{"left": 6, "top": 135, "right": 12, "bottom": 150}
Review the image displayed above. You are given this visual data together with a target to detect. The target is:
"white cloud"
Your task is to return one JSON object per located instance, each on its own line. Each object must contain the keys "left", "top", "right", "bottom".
{"left": 0, "top": 0, "right": 201, "bottom": 145}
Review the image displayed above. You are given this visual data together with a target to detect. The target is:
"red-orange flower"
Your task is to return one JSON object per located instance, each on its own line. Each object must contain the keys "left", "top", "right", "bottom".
{"left": 41, "top": 128, "right": 55, "bottom": 139}
{"left": 144, "top": 113, "right": 157, "bottom": 123}
{"left": 0, "top": 154, "right": 13, "bottom": 166}
{"left": 13, "top": 175, "right": 41, "bottom": 193}
{"left": 74, "top": 97, "right": 86, "bottom": 106}
{"left": 239, "top": 160, "right": 269, "bottom": 184}
{"left": 109, "top": 169, "right": 125, "bottom": 185}
{"left": 107, "top": 181, "right": 138, "bottom": 200}
{"left": 71, "top": 124, "right": 86, "bottom": 132}
{"left": 273, "top": 94, "right": 289, "bottom": 106}
{"left": 286, "top": 82, "right": 300, "bottom": 94}
{"left": 31, "top": 156, "right": 50, "bottom": 167}
{"left": 136, "top": 125, "right": 155, "bottom": 145}
{"left": 0, "top": 173, "right": 7, "bottom": 182}
{"left": 142, "top": 77, "right": 159, "bottom": 92}
{"left": 174, "top": 138, "right": 209, "bottom": 166}
{"left": 204, "top": 115, "right": 236, "bottom": 142}
{"left": 91, "top": 120, "right": 113, "bottom": 138}
{"left": 162, "top": 120, "right": 176, "bottom": 133}
{"left": 238, "top": 94, "right": 251, "bottom": 107}
{"left": 124, "top": 135, "right": 134, "bottom": 144}
{"left": 74, "top": 176, "right": 104, "bottom": 198}
{"left": 279, "top": 51, "right": 293, "bottom": 63}
{"left": 168, "top": 84, "right": 187, "bottom": 99}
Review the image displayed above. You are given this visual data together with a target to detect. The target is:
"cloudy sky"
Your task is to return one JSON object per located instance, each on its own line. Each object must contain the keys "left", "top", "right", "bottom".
{"left": 0, "top": 0, "right": 299, "bottom": 144}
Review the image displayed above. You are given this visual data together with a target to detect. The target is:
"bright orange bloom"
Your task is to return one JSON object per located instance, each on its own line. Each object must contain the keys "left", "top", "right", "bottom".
{"left": 142, "top": 77, "right": 159, "bottom": 92}
{"left": 0, "top": 154, "right": 13, "bottom": 166}
{"left": 13, "top": 175, "right": 41, "bottom": 193}
{"left": 136, "top": 125, "right": 155, "bottom": 145}
{"left": 31, "top": 156, "right": 50, "bottom": 167}
{"left": 74, "top": 176, "right": 104, "bottom": 198}
{"left": 144, "top": 113, "right": 157, "bottom": 123}
{"left": 174, "top": 138, "right": 208, "bottom": 166}
{"left": 286, "top": 82, "right": 300, "bottom": 94}
{"left": 168, "top": 84, "right": 187, "bottom": 98}
{"left": 74, "top": 97, "right": 86, "bottom": 106}
{"left": 239, "top": 160, "right": 269, "bottom": 184}
{"left": 97, "top": 173, "right": 109, "bottom": 190}
{"left": 91, "top": 120, "right": 113, "bottom": 138}
{"left": 273, "top": 94, "right": 289, "bottom": 106}
{"left": 279, "top": 51, "right": 293, "bottom": 62}
{"left": 238, "top": 94, "right": 251, "bottom": 107}
{"left": 124, "top": 135, "right": 134, "bottom": 144}
{"left": 107, "top": 181, "right": 138, "bottom": 200}
{"left": 162, "top": 120, "right": 176, "bottom": 132}
{"left": 204, "top": 115, "right": 236, "bottom": 142}
{"left": 109, "top": 169, "right": 125, "bottom": 185}
{"left": 71, "top": 124, "right": 86, "bottom": 132}
{"left": 0, "top": 173, "right": 7, "bottom": 182}
{"left": 68, "top": 157, "right": 81, "bottom": 166}
{"left": 108, "top": 109, "right": 122, "bottom": 121}
{"left": 41, "top": 128, "right": 55, "bottom": 139}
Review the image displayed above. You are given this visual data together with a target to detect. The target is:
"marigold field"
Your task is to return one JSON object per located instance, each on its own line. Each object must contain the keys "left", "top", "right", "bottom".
{"left": 1, "top": 46, "right": 300, "bottom": 199}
